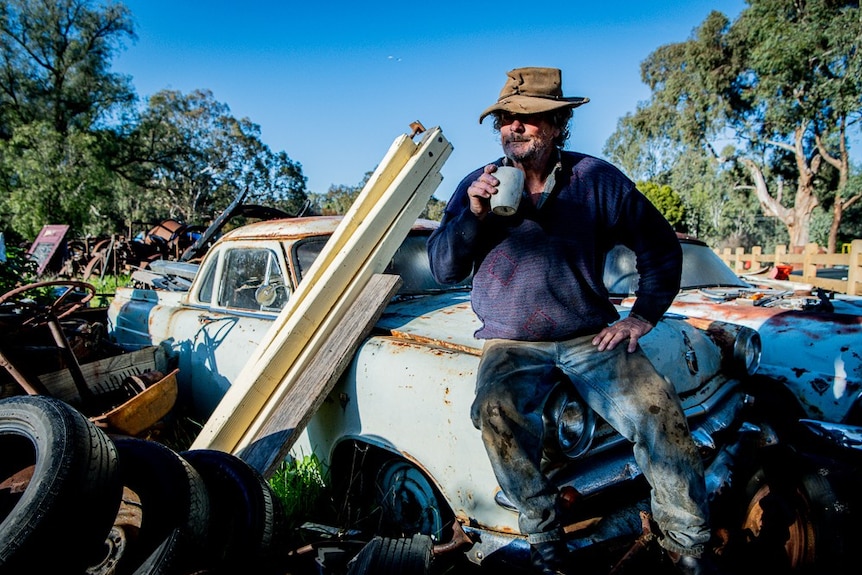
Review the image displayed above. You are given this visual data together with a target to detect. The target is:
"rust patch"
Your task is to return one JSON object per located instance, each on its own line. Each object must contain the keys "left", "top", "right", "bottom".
{"left": 389, "top": 330, "right": 483, "bottom": 356}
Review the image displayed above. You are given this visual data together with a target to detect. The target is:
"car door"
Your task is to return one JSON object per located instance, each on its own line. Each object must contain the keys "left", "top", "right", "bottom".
{"left": 150, "top": 238, "right": 292, "bottom": 418}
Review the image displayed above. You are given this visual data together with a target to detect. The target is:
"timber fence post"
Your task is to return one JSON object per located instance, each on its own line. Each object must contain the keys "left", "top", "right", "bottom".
{"left": 848, "top": 240, "right": 862, "bottom": 296}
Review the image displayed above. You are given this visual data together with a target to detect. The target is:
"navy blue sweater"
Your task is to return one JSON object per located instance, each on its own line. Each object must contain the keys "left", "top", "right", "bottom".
{"left": 427, "top": 151, "right": 682, "bottom": 341}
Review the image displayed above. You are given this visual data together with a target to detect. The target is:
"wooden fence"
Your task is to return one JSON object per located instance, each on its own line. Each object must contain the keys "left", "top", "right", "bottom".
{"left": 714, "top": 239, "right": 862, "bottom": 296}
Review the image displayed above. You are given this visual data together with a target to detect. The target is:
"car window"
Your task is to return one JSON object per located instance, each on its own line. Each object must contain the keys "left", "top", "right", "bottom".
{"left": 291, "top": 232, "right": 472, "bottom": 296}
{"left": 387, "top": 233, "right": 472, "bottom": 294}
{"left": 218, "top": 248, "right": 289, "bottom": 311}
{"left": 603, "top": 242, "right": 750, "bottom": 296}
{"left": 197, "top": 256, "right": 217, "bottom": 303}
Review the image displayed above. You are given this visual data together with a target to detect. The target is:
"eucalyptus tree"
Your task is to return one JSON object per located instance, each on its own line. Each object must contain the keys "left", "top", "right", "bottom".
{"left": 127, "top": 88, "right": 307, "bottom": 226}
{"left": 609, "top": 0, "right": 861, "bottom": 252}
{"left": 0, "top": 0, "right": 136, "bottom": 238}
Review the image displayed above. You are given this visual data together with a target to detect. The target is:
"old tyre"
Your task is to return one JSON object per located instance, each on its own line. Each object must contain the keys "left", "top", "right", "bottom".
{"left": 0, "top": 395, "right": 122, "bottom": 573}
{"left": 180, "top": 449, "right": 286, "bottom": 570}
{"left": 106, "top": 437, "right": 210, "bottom": 573}
{"left": 733, "top": 466, "right": 847, "bottom": 574}
{"left": 130, "top": 528, "right": 192, "bottom": 575}
{"left": 346, "top": 534, "right": 433, "bottom": 575}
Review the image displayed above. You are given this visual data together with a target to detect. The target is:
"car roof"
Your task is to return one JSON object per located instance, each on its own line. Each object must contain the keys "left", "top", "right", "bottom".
{"left": 220, "top": 215, "right": 439, "bottom": 242}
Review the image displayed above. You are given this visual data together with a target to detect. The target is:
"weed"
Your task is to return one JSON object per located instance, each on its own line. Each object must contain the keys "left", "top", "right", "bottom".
{"left": 269, "top": 453, "right": 335, "bottom": 529}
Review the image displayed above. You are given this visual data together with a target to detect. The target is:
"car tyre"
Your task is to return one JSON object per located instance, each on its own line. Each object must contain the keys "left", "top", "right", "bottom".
{"left": 180, "top": 449, "right": 286, "bottom": 570}
{"left": 0, "top": 395, "right": 122, "bottom": 572}
{"left": 346, "top": 534, "right": 433, "bottom": 575}
{"left": 105, "top": 436, "right": 210, "bottom": 573}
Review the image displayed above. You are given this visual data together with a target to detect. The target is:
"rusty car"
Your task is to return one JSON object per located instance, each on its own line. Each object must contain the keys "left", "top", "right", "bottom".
{"left": 105, "top": 217, "right": 860, "bottom": 574}
{"left": 606, "top": 236, "right": 862, "bottom": 432}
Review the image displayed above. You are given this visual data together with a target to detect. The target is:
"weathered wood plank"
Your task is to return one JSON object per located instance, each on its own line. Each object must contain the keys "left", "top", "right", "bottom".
{"left": 238, "top": 273, "right": 402, "bottom": 477}
{"left": 38, "top": 346, "right": 166, "bottom": 404}
{"left": 192, "top": 127, "right": 451, "bottom": 453}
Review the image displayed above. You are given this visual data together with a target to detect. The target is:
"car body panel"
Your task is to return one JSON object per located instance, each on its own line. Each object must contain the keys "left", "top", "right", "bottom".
{"left": 607, "top": 238, "right": 862, "bottom": 424}
{"left": 107, "top": 217, "right": 767, "bottom": 565}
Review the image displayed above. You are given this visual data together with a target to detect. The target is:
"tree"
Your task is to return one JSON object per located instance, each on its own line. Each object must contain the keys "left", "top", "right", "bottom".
{"left": 0, "top": 121, "right": 117, "bottom": 237}
{"left": 638, "top": 181, "right": 685, "bottom": 229}
{"left": 314, "top": 171, "right": 372, "bottom": 215}
{"left": 611, "top": 0, "right": 862, "bottom": 252}
{"left": 0, "top": 0, "right": 136, "bottom": 238}
{"left": 123, "top": 89, "right": 308, "bottom": 226}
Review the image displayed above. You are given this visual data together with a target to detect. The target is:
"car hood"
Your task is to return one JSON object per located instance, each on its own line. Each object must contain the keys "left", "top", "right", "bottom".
{"left": 376, "top": 290, "right": 733, "bottom": 406}
{"left": 377, "top": 291, "right": 484, "bottom": 355}
{"left": 647, "top": 290, "right": 862, "bottom": 422}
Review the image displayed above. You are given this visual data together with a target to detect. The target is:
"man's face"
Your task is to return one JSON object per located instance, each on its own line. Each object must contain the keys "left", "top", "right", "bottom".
{"left": 498, "top": 112, "right": 560, "bottom": 166}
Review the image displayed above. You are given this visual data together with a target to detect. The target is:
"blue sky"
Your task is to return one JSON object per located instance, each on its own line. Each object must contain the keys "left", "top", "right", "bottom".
{"left": 113, "top": 1, "right": 749, "bottom": 199}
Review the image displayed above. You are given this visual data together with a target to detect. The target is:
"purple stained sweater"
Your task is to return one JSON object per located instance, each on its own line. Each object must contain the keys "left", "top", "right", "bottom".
{"left": 427, "top": 151, "right": 682, "bottom": 342}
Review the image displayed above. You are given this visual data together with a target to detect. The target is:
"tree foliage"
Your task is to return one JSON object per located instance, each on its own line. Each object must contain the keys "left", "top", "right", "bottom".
{"left": 0, "top": 0, "right": 136, "bottom": 137}
{"left": 0, "top": 0, "right": 136, "bottom": 238}
{"left": 123, "top": 89, "right": 307, "bottom": 225}
{"left": 606, "top": 0, "right": 862, "bottom": 251}
{"left": 638, "top": 181, "right": 685, "bottom": 229}
{"left": 0, "top": 0, "right": 308, "bottom": 245}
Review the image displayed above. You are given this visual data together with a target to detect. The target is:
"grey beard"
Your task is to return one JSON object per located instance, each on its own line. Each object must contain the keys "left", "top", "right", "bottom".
{"left": 504, "top": 137, "right": 554, "bottom": 171}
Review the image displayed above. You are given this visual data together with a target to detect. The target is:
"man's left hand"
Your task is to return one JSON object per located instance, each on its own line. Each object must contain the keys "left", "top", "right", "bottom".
{"left": 592, "top": 315, "right": 653, "bottom": 353}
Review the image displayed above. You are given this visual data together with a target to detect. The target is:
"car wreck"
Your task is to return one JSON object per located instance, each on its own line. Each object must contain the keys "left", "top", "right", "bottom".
{"left": 100, "top": 215, "right": 861, "bottom": 574}
{"left": 606, "top": 236, "right": 862, "bottom": 428}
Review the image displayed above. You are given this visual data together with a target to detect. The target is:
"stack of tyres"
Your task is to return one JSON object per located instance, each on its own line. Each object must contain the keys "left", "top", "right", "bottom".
{"left": 0, "top": 396, "right": 122, "bottom": 573}
{"left": 0, "top": 396, "right": 287, "bottom": 575}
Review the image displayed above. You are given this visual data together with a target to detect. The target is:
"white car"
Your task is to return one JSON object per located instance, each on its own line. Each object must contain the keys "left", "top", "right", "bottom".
{"left": 107, "top": 218, "right": 858, "bottom": 574}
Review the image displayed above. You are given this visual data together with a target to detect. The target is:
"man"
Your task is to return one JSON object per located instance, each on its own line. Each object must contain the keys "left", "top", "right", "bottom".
{"left": 427, "top": 67, "right": 715, "bottom": 575}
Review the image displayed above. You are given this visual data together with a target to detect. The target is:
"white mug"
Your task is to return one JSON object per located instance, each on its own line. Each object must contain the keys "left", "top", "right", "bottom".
{"left": 490, "top": 166, "right": 524, "bottom": 216}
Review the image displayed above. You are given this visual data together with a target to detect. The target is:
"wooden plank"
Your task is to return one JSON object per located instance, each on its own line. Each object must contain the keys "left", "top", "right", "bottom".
{"left": 191, "top": 128, "right": 451, "bottom": 452}
{"left": 247, "top": 134, "right": 417, "bottom": 365}
{"left": 235, "top": 143, "right": 449, "bottom": 452}
{"left": 234, "top": 146, "right": 449, "bottom": 451}
{"left": 237, "top": 273, "right": 402, "bottom": 477}
{"left": 38, "top": 346, "right": 165, "bottom": 404}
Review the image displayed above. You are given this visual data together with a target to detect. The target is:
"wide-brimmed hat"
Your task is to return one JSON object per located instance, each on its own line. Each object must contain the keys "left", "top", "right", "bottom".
{"left": 479, "top": 67, "right": 589, "bottom": 124}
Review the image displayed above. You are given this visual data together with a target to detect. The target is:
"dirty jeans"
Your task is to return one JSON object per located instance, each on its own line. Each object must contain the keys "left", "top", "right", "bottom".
{"left": 470, "top": 335, "right": 711, "bottom": 556}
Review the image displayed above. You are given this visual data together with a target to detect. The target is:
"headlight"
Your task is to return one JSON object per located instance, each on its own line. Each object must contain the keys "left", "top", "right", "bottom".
{"left": 683, "top": 317, "right": 762, "bottom": 378}
{"left": 543, "top": 383, "right": 596, "bottom": 459}
{"left": 733, "top": 326, "right": 761, "bottom": 376}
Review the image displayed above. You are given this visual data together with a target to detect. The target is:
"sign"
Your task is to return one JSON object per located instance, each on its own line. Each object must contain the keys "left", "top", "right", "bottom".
{"left": 27, "top": 225, "right": 69, "bottom": 275}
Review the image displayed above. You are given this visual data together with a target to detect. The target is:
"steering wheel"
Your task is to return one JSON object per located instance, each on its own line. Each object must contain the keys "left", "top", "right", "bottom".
{"left": 0, "top": 280, "right": 96, "bottom": 327}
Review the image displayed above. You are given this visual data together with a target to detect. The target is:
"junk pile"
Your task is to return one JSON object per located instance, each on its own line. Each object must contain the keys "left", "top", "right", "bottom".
{"left": 0, "top": 395, "right": 288, "bottom": 574}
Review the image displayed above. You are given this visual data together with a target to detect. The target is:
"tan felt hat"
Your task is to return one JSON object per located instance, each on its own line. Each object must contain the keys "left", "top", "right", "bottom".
{"left": 479, "top": 67, "right": 589, "bottom": 124}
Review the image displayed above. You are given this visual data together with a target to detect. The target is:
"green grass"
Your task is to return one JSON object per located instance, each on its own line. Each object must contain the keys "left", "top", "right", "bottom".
{"left": 82, "top": 273, "right": 131, "bottom": 307}
{"left": 269, "top": 453, "right": 334, "bottom": 529}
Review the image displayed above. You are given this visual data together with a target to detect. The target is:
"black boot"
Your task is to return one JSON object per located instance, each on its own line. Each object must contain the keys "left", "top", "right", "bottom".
{"left": 530, "top": 539, "right": 574, "bottom": 575}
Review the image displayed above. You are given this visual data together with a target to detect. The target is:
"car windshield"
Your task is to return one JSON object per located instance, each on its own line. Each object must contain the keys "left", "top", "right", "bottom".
{"left": 293, "top": 231, "right": 472, "bottom": 296}
{"left": 603, "top": 241, "right": 750, "bottom": 296}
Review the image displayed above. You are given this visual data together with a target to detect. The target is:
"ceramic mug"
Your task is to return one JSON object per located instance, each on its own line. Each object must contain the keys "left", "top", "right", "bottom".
{"left": 490, "top": 166, "right": 524, "bottom": 216}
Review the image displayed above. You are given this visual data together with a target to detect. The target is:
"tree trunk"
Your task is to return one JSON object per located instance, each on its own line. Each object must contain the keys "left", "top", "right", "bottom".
{"left": 819, "top": 120, "right": 862, "bottom": 254}
{"left": 741, "top": 158, "right": 819, "bottom": 251}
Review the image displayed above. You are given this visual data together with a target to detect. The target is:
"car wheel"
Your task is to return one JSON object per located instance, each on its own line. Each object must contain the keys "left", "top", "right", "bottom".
{"left": 346, "top": 534, "right": 433, "bottom": 575}
{"left": 727, "top": 466, "right": 847, "bottom": 573}
{"left": 104, "top": 437, "right": 210, "bottom": 572}
{"left": 0, "top": 395, "right": 122, "bottom": 572}
{"left": 375, "top": 458, "right": 448, "bottom": 540}
{"left": 180, "top": 449, "right": 286, "bottom": 570}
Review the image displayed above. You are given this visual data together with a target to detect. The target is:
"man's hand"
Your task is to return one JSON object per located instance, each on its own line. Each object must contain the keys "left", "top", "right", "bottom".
{"left": 467, "top": 164, "right": 500, "bottom": 219}
{"left": 592, "top": 315, "right": 653, "bottom": 353}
